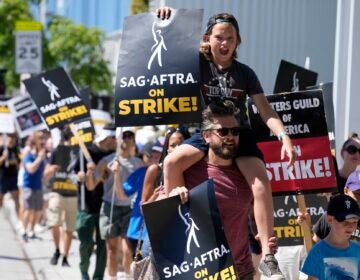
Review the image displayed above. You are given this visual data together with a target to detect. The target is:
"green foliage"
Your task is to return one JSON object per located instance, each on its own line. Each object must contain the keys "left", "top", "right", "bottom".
{"left": 47, "top": 16, "right": 113, "bottom": 93}
{"left": 0, "top": 0, "right": 33, "bottom": 90}
{"left": 0, "top": 1, "right": 113, "bottom": 95}
{"left": 131, "top": 0, "right": 149, "bottom": 15}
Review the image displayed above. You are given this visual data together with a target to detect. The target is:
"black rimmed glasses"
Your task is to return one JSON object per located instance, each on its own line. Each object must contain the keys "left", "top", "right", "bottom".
{"left": 345, "top": 145, "right": 360, "bottom": 155}
{"left": 208, "top": 127, "right": 241, "bottom": 137}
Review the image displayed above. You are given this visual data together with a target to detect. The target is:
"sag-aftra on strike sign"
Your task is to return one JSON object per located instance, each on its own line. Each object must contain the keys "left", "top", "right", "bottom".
{"left": 115, "top": 9, "right": 204, "bottom": 127}
{"left": 23, "top": 67, "right": 90, "bottom": 130}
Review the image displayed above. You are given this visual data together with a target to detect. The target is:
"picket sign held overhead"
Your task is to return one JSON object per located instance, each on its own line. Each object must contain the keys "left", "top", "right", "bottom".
{"left": 115, "top": 9, "right": 203, "bottom": 127}
{"left": 7, "top": 95, "right": 47, "bottom": 138}
{"left": 23, "top": 67, "right": 91, "bottom": 130}
{"left": 23, "top": 67, "right": 93, "bottom": 162}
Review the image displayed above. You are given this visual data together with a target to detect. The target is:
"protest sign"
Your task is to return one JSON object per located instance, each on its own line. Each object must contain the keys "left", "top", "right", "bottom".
{"left": 90, "top": 109, "right": 112, "bottom": 135}
{"left": 68, "top": 118, "right": 94, "bottom": 146}
{"left": 23, "top": 67, "right": 90, "bottom": 130}
{"left": 0, "top": 101, "right": 16, "bottom": 134}
{"left": 115, "top": 9, "right": 203, "bottom": 127}
{"left": 307, "top": 82, "right": 336, "bottom": 153}
{"left": 273, "top": 193, "right": 329, "bottom": 246}
{"left": 248, "top": 90, "right": 337, "bottom": 194}
{"left": 142, "top": 180, "right": 235, "bottom": 280}
{"left": 79, "top": 87, "right": 92, "bottom": 111}
{"left": 7, "top": 95, "right": 47, "bottom": 138}
{"left": 273, "top": 60, "right": 318, "bottom": 94}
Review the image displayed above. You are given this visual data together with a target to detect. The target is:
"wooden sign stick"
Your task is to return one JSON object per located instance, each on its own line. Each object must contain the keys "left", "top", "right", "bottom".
{"left": 297, "top": 193, "right": 313, "bottom": 252}
{"left": 69, "top": 123, "right": 93, "bottom": 163}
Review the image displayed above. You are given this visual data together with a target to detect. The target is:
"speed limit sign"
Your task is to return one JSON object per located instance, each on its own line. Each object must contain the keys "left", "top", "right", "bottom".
{"left": 15, "top": 21, "right": 42, "bottom": 74}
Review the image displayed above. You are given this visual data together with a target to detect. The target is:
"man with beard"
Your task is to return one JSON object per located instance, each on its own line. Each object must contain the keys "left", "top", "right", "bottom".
{"left": 166, "top": 100, "right": 258, "bottom": 279}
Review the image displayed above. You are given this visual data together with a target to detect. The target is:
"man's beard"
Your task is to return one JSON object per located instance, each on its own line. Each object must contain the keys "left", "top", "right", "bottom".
{"left": 209, "top": 141, "right": 237, "bottom": 159}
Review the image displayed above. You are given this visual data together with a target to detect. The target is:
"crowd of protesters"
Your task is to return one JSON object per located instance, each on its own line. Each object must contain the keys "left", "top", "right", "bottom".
{"left": 0, "top": 116, "right": 359, "bottom": 280}
{"left": 0, "top": 124, "right": 191, "bottom": 280}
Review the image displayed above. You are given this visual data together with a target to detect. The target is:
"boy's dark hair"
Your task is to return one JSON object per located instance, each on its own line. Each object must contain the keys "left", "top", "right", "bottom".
{"left": 341, "top": 132, "right": 359, "bottom": 151}
{"left": 201, "top": 100, "right": 240, "bottom": 131}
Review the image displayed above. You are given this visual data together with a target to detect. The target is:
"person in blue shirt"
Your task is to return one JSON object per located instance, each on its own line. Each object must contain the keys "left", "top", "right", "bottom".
{"left": 301, "top": 194, "right": 360, "bottom": 280}
{"left": 21, "top": 131, "right": 47, "bottom": 241}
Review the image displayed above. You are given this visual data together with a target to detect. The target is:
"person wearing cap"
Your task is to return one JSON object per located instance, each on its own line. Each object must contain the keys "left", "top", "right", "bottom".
{"left": 86, "top": 128, "right": 142, "bottom": 280}
{"left": 156, "top": 7, "right": 295, "bottom": 279}
{"left": 301, "top": 194, "right": 360, "bottom": 279}
{"left": 75, "top": 123, "right": 117, "bottom": 280}
{"left": 113, "top": 141, "right": 163, "bottom": 259}
{"left": 306, "top": 170, "right": 360, "bottom": 244}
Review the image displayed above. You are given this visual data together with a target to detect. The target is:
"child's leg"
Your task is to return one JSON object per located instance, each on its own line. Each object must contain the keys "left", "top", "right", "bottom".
{"left": 236, "top": 156, "right": 274, "bottom": 258}
{"left": 163, "top": 144, "right": 205, "bottom": 193}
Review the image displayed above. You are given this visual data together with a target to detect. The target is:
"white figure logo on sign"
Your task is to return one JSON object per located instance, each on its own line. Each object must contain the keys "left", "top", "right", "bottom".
{"left": 178, "top": 205, "right": 200, "bottom": 254}
{"left": 41, "top": 77, "right": 61, "bottom": 101}
{"left": 147, "top": 22, "right": 167, "bottom": 70}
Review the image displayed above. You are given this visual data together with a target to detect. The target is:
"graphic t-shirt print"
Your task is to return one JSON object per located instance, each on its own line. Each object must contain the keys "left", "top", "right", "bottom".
{"left": 324, "top": 257, "right": 358, "bottom": 279}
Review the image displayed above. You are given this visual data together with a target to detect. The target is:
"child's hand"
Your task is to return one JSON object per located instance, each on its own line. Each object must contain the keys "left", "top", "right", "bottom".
{"left": 281, "top": 136, "right": 297, "bottom": 166}
{"left": 297, "top": 212, "right": 310, "bottom": 225}
{"left": 155, "top": 6, "right": 172, "bottom": 19}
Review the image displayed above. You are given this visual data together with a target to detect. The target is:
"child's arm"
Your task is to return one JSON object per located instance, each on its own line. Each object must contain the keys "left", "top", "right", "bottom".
{"left": 163, "top": 144, "right": 204, "bottom": 194}
{"left": 252, "top": 93, "right": 296, "bottom": 165}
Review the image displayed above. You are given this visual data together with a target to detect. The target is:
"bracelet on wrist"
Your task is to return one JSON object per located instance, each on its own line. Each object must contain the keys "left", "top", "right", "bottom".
{"left": 277, "top": 131, "right": 287, "bottom": 141}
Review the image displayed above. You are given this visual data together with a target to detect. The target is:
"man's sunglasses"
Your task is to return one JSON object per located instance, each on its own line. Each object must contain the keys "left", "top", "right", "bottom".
{"left": 122, "top": 133, "right": 134, "bottom": 139}
{"left": 345, "top": 145, "right": 360, "bottom": 155}
{"left": 208, "top": 127, "right": 241, "bottom": 137}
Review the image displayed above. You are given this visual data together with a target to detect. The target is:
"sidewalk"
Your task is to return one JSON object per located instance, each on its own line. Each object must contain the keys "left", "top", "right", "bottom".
{"left": 0, "top": 204, "right": 34, "bottom": 280}
{"left": 2, "top": 193, "right": 95, "bottom": 280}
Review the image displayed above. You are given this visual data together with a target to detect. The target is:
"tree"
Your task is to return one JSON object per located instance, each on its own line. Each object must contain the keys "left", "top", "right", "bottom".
{"left": 0, "top": 0, "right": 34, "bottom": 91}
{"left": 131, "top": 0, "right": 149, "bottom": 15}
{"left": 0, "top": 0, "right": 113, "bottom": 95}
{"left": 47, "top": 16, "right": 113, "bottom": 93}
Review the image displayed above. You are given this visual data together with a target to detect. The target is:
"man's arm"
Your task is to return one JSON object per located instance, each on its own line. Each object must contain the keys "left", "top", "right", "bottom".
{"left": 85, "top": 161, "right": 105, "bottom": 191}
{"left": 111, "top": 160, "right": 127, "bottom": 200}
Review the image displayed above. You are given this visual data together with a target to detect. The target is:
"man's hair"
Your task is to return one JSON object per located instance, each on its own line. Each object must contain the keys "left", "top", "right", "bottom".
{"left": 201, "top": 100, "right": 240, "bottom": 131}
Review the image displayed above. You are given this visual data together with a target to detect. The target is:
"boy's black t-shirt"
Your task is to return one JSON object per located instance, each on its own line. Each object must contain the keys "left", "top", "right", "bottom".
{"left": 74, "top": 144, "right": 113, "bottom": 214}
{"left": 200, "top": 54, "right": 264, "bottom": 125}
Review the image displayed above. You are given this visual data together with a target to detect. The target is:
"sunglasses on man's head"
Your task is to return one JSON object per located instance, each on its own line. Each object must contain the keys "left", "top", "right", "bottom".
{"left": 208, "top": 127, "right": 241, "bottom": 137}
{"left": 345, "top": 145, "right": 360, "bottom": 155}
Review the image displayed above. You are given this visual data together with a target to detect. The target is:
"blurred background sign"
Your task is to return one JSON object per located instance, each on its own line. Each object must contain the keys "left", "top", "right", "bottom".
{"left": 15, "top": 21, "right": 42, "bottom": 74}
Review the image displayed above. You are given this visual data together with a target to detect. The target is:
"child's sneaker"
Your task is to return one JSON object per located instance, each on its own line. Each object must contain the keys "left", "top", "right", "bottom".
{"left": 258, "top": 254, "right": 285, "bottom": 280}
